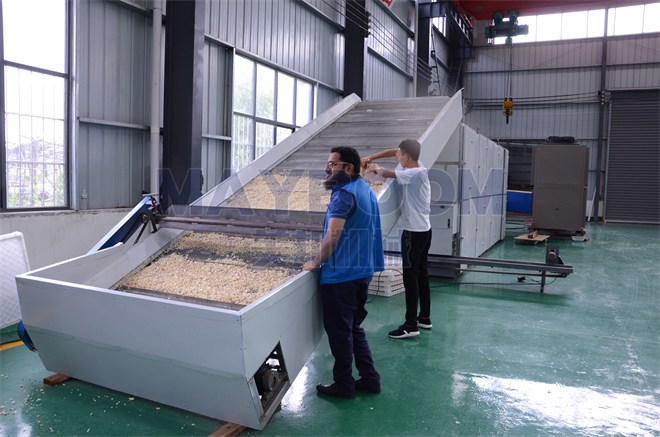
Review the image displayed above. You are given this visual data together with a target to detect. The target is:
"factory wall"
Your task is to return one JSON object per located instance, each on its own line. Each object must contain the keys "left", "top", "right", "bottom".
{"left": 205, "top": 0, "right": 344, "bottom": 91}
{"left": 462, "top": 31, "right": 660, "bottom": 216}
{"left": 72, "top": 0, "right": 418, "bottom": 210}
{"left": 2, "top": 0, "right": 422, "bottom": 268}
{"left": 74, "top": 0, "right": 349, "bottom": 208}
{"left": 0, "top": 209, "right": 131, "bottom": 269}
{"left": 75, "top": 0, "right": 153, "bottom": 209}
{"left": 365, "top": 0, "right": 415, "bottom": 100}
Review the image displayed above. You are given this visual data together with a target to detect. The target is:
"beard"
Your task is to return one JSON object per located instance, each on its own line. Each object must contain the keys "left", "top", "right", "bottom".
{"left": 323, "top": 170, "right": 352, "bottom": 190}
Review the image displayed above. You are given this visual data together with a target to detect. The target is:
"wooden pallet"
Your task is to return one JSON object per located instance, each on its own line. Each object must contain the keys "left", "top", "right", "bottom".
{"left": 208, "top": 423, "right": 247, "bottom": 437}
{"left": 514, "top": 231, "right": 550, "bottom": 244}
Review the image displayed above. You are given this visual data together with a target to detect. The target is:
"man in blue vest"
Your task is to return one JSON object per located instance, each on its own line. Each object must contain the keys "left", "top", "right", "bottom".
{"left": 304, "top": 146, "right": 384, "bottom": 399}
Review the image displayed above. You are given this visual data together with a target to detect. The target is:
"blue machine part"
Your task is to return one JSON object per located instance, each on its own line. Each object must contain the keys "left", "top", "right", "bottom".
{"left": 90, "top": 196, "right": 160, "bottom": 252}
{"left": 507, "top": 190, "right": 533, "bottom": 214}
{"left": 17, "top": 320, "right": 37, "bottom": 351}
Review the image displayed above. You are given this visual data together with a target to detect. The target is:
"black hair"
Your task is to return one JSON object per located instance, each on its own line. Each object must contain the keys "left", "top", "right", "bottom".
{"left": 398, "top": 139, "right": 421, "bottom": 161}
{"left": 330, "top": 146, "right": 361, "bottom": 175}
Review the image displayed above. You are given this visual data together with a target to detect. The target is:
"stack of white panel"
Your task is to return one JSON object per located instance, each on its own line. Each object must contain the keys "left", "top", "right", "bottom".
{"left": 369, "top": 255, "right": 404, "bottom": 297}
{"left": 1, "top": 232, "right": 30, "bottom": 328}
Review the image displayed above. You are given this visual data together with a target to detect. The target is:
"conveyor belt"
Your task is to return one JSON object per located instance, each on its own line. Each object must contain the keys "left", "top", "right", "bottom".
{"left": 425, "top": 254, "right": 574, "bottom": 293}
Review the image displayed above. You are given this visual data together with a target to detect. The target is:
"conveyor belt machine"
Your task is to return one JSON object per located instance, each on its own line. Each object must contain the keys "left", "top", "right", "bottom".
{"left": 16, "top": 91, "right": 570, "bottom": 429}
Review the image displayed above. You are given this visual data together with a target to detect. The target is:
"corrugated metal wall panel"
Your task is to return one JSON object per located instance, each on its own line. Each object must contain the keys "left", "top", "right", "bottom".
{"left": 605, "top": 89, "right": 660, "bottom": 223}
{"left": 202, "top": 43, "right": 230, "bottom": 193}
{"left": 77, "top": 124, "right": 149, "bottom": 209}
{"left": 317, "top": 86, "right": 342, "bottom": 114}
{"left": 305, "top": 0, "right": 344, "bottom": 20}
{"left": 464, "top": 104, "right": 600, "bottom": 140}
{"left": 365, "top": 55, "right": 412, "bottom": 100}
{"left": 363, "top": 0, "right": 414, "bottom": 100}
{"left": 607, "top": 33, "right": 660, "bottom": 65}
{"left": 205, "top": 0, "right": 342, "bottom": 90}
{"left": 202, "top": 138, "right": 227, "bottom": 193}
{"left": 77, "top": 1, "right": 150, "bottom": 123}
{"left": 469, "top": 39, "right": 603, "bottom": 73}
{"left": 465, "top": 69, "right": 602, "bottom": 100}
{"left": 76, "top": 0, "right": 151, "bottom": 209}
{"left": 367, "top": 1, "right": 413, "bottom": 74}
{"left": 608, "top": 64, "right": 660, "bottom": 89}
{"left": 464, "top": 34, "right": 660, "bottom": 141}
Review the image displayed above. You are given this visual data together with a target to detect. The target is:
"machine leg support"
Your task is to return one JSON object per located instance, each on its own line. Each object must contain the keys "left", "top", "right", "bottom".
{"left": 208, "top": 423, "right": 247, "bottom": 437}
{"left": 540, "top": 272, "right": 546, "bottom": 293}
{"left": 43, "top": 373, "right": 72, "bottom": 386}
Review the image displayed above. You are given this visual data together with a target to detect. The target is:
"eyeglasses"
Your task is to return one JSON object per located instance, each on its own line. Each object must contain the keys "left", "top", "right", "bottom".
{"left": 325, "top": 161, "right": 349, "bottom": 170}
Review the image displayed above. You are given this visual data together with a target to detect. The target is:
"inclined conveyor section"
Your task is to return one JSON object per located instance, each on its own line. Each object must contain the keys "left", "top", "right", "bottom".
{"left": 16, "top": 93, "right": 464, "bottom": 429}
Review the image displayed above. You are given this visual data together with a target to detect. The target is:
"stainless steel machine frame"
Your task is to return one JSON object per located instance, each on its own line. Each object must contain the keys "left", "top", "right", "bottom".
{"left": 15, "top": 90, "right": 549, "bottom": 430}
{"left": 16, "top": 227, "right": 322, "bottom": 430}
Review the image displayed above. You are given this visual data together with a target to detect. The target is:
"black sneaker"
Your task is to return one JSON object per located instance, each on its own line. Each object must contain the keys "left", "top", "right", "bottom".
{"left": 355, "top": 378, "right": 381, "bottom": 394}
{"left": 388, "top": 324, "right": 420, "bottom": 339}
{"left": 417, "top": 316, "right": 432, "bottom": 329}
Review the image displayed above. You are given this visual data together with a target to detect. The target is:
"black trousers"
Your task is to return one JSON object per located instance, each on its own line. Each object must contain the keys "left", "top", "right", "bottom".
{"left": 401, "top": 229, "right": 432, "bottom": 327}
{"left": 320, "top": 277, "right": 380, "bottom": 391}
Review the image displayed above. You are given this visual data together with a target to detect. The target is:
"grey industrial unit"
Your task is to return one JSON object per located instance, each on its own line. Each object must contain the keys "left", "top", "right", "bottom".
{"left": 16, "top": 91, "right": 510, "bottom": 429}
{"left": 532, "top": 144, "right": 589, "bottom": 232}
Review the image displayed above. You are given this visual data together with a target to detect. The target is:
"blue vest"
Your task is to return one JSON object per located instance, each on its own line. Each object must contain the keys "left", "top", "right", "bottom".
{"left": 320, "top": 178, "right": 385, "bottom": 285}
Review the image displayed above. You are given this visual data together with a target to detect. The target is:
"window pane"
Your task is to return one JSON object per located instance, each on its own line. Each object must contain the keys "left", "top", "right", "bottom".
{"left": 3, "top": 0, "right": 67, "bottom": 73}
{"left": 232, "top": 115, "right": 254, "bottom": 172}
{"left": 5, "top": 67, "right": 67, "bottom": 208}
{"left": 587, "top": 10, "right": 605, "bottom": 38}
{"left": 296, "top": 81, "right": 312, "bottom": 127}
{"left": 536, "top": 14, "right": 562, "bottom": 41}
{"left": 255, "top": 122, "right": 274, "bottom": 159}
{"left": 277, "top": 73, "right": 295, "bottom": 125}
{"left": 515, "top": 16, "right": 536, "bottom": 43}
{"left": 255, "top": 65, "right": 275, "bottom": 120}
{"left": 233, "top": 56, "right": 254, "bottom": 115}
{"left": 561, "top": 11, "right": 587, "bottom": 40}
{"left": 643, "top": 3, "right": 660, "bottom": 33}
{"left": 276, "top": 126, "right": 293, "bottom": 144}
{"left": 612, "top": 4, "right": 644, "bottom": 35}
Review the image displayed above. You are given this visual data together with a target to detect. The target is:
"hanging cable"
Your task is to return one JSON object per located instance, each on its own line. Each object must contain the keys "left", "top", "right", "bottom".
{"left": 320, "top": 0, "right": 435, "bottom": 84}
{"left": 502, "top": 42, "right": 514, "bottom": 124}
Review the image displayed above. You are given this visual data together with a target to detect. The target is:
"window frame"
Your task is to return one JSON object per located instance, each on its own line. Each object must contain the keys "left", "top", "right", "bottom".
{"left": 0, "top": 0, "right": 72, "bottom": 211}
{"left": 231, "top": 53, "right": 315, "bottom": 173}
{"left": 491, "top": 2, "right": 660, "bottom": 45}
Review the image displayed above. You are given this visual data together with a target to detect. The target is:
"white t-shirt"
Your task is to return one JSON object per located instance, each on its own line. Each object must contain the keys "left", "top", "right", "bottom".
{"left": 395, "top": 165, "right": 431, "bottom": 232}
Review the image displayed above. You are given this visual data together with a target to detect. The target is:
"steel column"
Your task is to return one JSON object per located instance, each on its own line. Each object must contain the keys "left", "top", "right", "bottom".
{"left": 161, "top": 0, "right": 204, "bottom": 209}
{"left": 343, "top": 0, "right": 367, "bottom": 98}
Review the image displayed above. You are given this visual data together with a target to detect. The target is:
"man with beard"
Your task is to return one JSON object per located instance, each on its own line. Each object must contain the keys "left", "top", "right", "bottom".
{"left": 303, "top": 146, "right": 384, "bottom": 399}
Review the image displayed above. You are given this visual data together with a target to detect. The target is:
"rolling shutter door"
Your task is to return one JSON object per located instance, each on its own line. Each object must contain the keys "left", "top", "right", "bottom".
{"left": 605, "top": 89, "right": 660, "bottom": 224}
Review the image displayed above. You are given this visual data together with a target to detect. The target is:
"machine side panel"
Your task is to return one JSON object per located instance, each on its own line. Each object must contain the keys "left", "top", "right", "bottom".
{"left": 25, "top": 228, "right": 184, "bottom": 288}
{"left": 24, "top": 326, "right": 263, "bottom": 428}
{"left": 428, "top": 125, "right": 461, "bottom": 256}
{"left": 16, "top": 234, "right": 322, "bottom": 430}
{"left": 460, "top": 125, "right": 481, "bottom": 258}
{"left": 240, "top": 271, "right": 322, "bottom": 379}
{"left": 16, "top": 276, "right": 245, "bottom": 374}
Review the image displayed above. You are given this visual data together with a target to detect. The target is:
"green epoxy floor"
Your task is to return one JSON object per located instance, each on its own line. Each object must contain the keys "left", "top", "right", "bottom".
{"left": 1, "top": 223, "right": 658, "bottom": 436}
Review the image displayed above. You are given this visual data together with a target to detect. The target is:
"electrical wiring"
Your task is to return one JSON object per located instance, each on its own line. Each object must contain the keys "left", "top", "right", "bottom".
{"left": 319, "top": 0, "right": 436, "bottom": 83}
{"left": 467, "top": 91, "right": 599, "bottom": 103}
